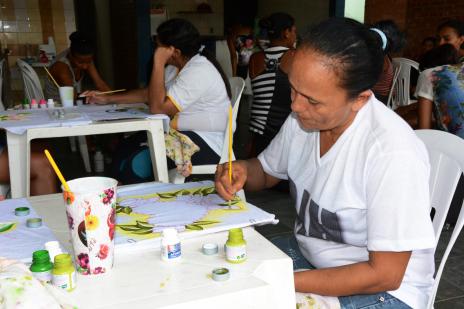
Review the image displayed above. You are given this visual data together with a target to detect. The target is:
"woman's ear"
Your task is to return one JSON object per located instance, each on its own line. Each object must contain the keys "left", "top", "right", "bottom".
{"left": 351, "top": 90, "right": 372, "bottom": 112}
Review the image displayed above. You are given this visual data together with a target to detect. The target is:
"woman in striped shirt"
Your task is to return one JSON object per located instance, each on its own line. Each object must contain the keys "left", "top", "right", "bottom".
{"left": 247, "top": 12, "right": 296, "bottom": 156}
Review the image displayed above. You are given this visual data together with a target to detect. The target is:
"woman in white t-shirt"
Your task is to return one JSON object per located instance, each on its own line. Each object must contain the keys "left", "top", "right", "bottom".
{"left": 84, "top": 19, "right": 231, "bottom": 183}
{"left": 215, "top": 18, "right": 435, "bottom": 309}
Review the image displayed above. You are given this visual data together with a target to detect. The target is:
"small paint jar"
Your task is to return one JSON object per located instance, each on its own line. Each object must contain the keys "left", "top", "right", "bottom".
{"left": 39, "top": 99, "right": 47, "bottom": 108}
{"left": 52, "top": 253, "right": 76, "bottom": 291}
{"left": 47, "top": 99, "right": 55, "bottom": 108}
{"left": 225, "top": 228, "right": 247, "bottom": 263}
{"left": 30, "top": 99, "right": 38, "bottom": 109}
{"left": 30, "top": 249, "right": 53, "bottom": 284}
{"left": 161, "top": 228, "right": 181, "bottom": 262}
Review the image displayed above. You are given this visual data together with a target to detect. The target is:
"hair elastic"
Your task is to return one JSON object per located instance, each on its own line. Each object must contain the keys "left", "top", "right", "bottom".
{"left": 370, "top": 28, "right": 387, "bottom": 50}
{"left": 198, "top": 45, "right": 205, "bottom": 53}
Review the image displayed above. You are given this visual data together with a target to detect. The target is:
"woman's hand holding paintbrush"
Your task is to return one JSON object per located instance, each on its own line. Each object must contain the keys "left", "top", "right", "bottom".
{"left": 215, "top": 161, "right": 247, "bottom": 201}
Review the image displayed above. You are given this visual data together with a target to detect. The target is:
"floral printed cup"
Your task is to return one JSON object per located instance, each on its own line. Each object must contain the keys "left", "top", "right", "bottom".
{"left": 62, "top": 177, "right": 117, "bottom": 275}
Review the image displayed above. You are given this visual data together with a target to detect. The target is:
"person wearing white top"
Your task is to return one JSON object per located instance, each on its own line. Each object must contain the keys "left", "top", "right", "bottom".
{"left": 215, "top": 18, "right": 435, "bottom": 309}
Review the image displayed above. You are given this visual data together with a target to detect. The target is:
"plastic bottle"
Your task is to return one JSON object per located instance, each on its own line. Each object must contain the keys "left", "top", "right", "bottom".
{"left": 94, "top": 150, "right": 104, "bottom": 173}
{"left": 52, "top": 253, "right": 76, "bottom": 291}
{"left": 225, "top": 228, "right": 247, "bottom": 263}
{"left": 30, "top": 99, "right": 38, "bottom": 109}
{"left": 30, "top": 249, "right": 53, "bottom": 284}
{"left": 161, "top": 228, "right": 181, "bottom": 262}
{"left": 39, "top": 99, "right": 47, "bottom": 108}
{"left": 22, "top": 98, "right": 29, "bottom": 109}
{"left": 47, "top": 99, "right": 55, "bottom": 108}
{"left": 45, "top": 240, "right": 63, "bottom": 263}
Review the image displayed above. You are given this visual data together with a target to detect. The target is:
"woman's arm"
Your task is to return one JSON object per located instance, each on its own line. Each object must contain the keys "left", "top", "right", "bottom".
{"left": 82, "top": 88, "right": 148, "bottom": 104}
{"left": 86, "top": 62, "right": 111, "bottom": 92}
{"left": 417, "top": 97, "right": 433, "bottom": 129}
{"left": 147, "top": 47, "right": 179, "bottom": 116}
{"left": 294, "top": 251, "right": 411, "bottom": 296}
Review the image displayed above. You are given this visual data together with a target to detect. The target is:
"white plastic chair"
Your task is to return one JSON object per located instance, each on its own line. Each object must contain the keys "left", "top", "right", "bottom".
{"left": 0, "top": 58, "right": 5, "bottom": 111}
{"left": 169, "top": 77, "right": 245, "bottom": 196}
{"left": 16, "top": 59, "right": 92, "bottom": 173}
{"left": 415, "top": 129, "right": 464, "bottom": 308}
{"left": 387, "top": 57, "right": 419, "bottom": 110}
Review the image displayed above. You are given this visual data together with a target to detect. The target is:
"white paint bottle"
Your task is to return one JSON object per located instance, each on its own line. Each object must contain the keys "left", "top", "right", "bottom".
{"left": 161, "top": 228, "right": 181, "bottom": 262}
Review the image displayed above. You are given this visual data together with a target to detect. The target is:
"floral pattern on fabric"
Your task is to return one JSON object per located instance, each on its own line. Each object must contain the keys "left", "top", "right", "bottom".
{"left": 430, "top": 64, "right": 464, "bottom": 139}
{"left": 164, "top": 128, "right": 200, "bottom": 177}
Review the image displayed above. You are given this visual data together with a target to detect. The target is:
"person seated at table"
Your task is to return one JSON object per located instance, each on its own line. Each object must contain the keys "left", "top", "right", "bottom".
{"left": 247, "top": 12, "right": 297, "bottom": 157}
{"left": 370, "top": 20, "right": 406, "bottom": 105}
{"left": 436, "top": 19, "right": 464, "bottom": 62}
{"left": 84, "top": 18, "right": 231, "bottom": 183}
{"left": 44, "top": 31, "right": 111, "bottom": 101}
{"left": 215, "top": 17, "right": 435, "bottom": 309}
{"left": 0, "top": 132, "right": 57, "bottom": 196}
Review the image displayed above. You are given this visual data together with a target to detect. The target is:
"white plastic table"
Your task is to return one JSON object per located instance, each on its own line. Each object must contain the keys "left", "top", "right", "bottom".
{"left": 30, "top": 192, "right": 295, "bottom": 309}
{"left": 3, "top": 109, "right": 169, "bottom": 198}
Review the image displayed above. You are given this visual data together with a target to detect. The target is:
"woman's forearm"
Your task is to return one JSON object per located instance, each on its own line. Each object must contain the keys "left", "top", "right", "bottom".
{"left": 417, "top": 97, "right": 433, "bottom": 129}
{"left": 148, "top": 61, "right": 167, "bottom": 114}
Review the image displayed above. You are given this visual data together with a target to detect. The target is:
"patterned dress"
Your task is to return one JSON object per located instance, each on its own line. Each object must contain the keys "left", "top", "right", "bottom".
{"left": 416, "top": 63, "right": 464, "bottom": 139}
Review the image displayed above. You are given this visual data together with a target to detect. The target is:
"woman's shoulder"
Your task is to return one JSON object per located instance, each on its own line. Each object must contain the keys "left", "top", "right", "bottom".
{"left": 279, "top": 49, "right": 296, "bottom": 73}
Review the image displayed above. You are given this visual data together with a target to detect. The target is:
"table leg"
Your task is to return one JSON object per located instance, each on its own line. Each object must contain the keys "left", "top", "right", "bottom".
{"left": 6, "top": 132, "right": 27, "bottom": 198}
{"left": 146, "top": 120, "right": 168, "bottom": 183}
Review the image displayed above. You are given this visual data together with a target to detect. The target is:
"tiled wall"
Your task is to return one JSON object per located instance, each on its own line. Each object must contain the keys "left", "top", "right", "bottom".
{"left": 0, "top": 0, "right": 76, "bottom": 105}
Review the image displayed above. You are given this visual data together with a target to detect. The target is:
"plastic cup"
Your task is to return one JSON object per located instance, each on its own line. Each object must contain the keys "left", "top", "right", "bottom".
{"left": 62, "top": 177, "right": 117, "bottom": 275}
{"left": 59, "top": 86, "right": 74, "bottom": 108}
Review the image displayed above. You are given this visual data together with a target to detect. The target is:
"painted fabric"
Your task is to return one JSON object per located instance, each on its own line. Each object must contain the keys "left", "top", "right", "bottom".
{"left": 258, "top": 96, "right": 435, "bottom": 308}
{"left": 164, "top": 128, "right": 200, "bottom": 177}
{"left": 0, "top": 257, "right": 76, "bottom": 308}
{"left": 415, "top": 63, "right": 464, "bottom": 139}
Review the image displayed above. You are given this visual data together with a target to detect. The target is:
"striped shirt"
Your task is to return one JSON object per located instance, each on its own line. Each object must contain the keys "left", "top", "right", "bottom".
{"left": 250, "top": 46, "right": 291, "bottom": 138}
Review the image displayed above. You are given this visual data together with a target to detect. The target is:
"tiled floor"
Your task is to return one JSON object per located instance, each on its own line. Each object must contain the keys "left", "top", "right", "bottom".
{"left": 47, "top": 94, "right": 464, "bottom": 308}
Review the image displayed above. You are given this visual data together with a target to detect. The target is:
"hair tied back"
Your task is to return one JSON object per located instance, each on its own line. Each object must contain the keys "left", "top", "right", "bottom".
{"left": 198, "top": 45, "right": 205, "bottom": 54}
{"left": 370, "top": 28, "right": 387, "bottom": 50}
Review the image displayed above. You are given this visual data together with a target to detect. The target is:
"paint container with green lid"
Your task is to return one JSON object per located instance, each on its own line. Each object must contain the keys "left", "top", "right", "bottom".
{"left": 52, "top": 253, "right": 76, "bottom": 291}
{"left": 225, "top": 228, "right": 247, "bottom": 263}
{"left": 30, "top": 249, "right": 53, "bottom": 284}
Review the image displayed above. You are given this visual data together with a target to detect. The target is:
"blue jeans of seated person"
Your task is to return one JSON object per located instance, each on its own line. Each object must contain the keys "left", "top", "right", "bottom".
{"left": 269, "top": 235, "right": 412, "bottom": 309}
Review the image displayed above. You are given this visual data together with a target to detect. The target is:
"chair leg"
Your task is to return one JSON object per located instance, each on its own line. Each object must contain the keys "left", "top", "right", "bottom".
{"left": 77, "top": 136, "right": 92, "bottom": 173}
{"left": 69, "top": 136, "right": 77, "bottom": 152}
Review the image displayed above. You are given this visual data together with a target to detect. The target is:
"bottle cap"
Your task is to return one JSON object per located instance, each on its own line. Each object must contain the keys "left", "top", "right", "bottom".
{"left": 212, "top": 267, "right": 230, "bottom": 281}
{"left": 47, "top": 99, "right": 54, "bottom": 104}
{"left": 162, "top": 228, "right": 178, "bottom": 238}
{"left": 32, "top": 249, "right": 51, "bottom": 263}
{"left": 39, "top": 99, "right": 46, "bottom": 105}
{"left": 26, "top": 218, "right": 42, "bottom": 228}
{"left": 31, "top": 99, "right": 37, "bottom": 105}
{"left": 45, "top": 240, "right": 61, "bottom": 250}
{"left": 14, "top": 206, "right": 30, "bottom": 216}
{"left": 227, "top": 228, "right": 244, "bottom": 242}
{"left": 202, "top": 243, "right": 219, "bottom": 255}
{"left": 54, "top": 253, "right": 72, "bottom": 266}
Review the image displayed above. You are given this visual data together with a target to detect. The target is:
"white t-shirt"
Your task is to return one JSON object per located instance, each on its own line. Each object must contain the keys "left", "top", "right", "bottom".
{"left": 258, "top": 96, "right": 436, "bottom": 309}
{"left": 167, "top": 54, "right": 229, "bottom": 155}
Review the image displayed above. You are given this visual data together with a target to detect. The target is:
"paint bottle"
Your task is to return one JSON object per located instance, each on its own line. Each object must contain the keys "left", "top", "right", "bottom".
{"left": 30, "top": 249, "right": 53, "bottom": 284}
{"left": 94, "top": 150, "right": 104, "bottom": 173}
{"left": 39, "top": 99, "right": 47, "bottom": 108}
{"left": 161, "top": 228, "right": 181, "bottom": 262}
{"left": 52, "top": 253, "right": 76, "bottom": 291}
{"left": 225, "top": 228, "right": 247, "bottom": 263}
{"left": 47, "top": 99, "right": 55, "bottom": 108}
{"left": 22, "top": 98, "right": 30, "bottom": 109}
{"left": 45, "top": 240, "right": 63, "bottom": 263}
{"left": 30, "top": 98, "right": 38, "bottom": 109}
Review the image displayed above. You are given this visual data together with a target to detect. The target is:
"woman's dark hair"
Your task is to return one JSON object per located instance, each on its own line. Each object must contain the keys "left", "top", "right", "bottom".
{"left": 69, "top": 31, "right": 95, "bottom": 55}
{"left": 259, "top": 12, "right": 295, "bottom": 41}
{"left": 371, "top": 20, "right": 406, "bottom": 54}
{"left": 419, "top": 43, "right": 459, "bottom": 71}
{"left": 437, "top": 19, "right": 464, "bottom": 36}
{"left": 298, "top": 18, "right": 384, "bottom": 100}
{"left": 157, "top": 18, "right": 231, "bottom": 99}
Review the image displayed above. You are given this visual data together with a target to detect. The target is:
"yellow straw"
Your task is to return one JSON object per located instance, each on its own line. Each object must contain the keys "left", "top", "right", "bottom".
{"left": 43, "top": 67, "right": 60, "bottom": 88}
{"left": 228, "top": 104, "right": 233, "bottom": 183}
{"left": 44, "top": 149, "right": 70, "bottom": 191}
{"left": 79, "top": 89, "right": 127, "bottom": 97}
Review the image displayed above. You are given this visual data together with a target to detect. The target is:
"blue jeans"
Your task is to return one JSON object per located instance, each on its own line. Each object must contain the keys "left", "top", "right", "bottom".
{"left": 269, "top": 235, "right": 411, "bottom": 309}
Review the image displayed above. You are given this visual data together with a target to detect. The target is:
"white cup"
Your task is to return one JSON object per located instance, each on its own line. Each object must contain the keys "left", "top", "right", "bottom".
{"left": 59, "top": 86, "right": 74, "bottom": 108}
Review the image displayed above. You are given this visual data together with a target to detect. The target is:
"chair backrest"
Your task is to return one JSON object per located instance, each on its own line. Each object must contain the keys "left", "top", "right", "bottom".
{"left": 16, "top": 58, "right": 44, "bottom": 101}
{"left": 215, "top": 40, "right": 233, "bottom": 80}
{"left": 415, "top": 129, "right": 464, "bottom": 308}
{"left": 0, "top": 58, "right": 5, "bottom": 111}
{"left": 218, "top": 77, "right": 245, "bottom": 164}
{"left": 387, "top": 58, "right": 419, "bottom": 110}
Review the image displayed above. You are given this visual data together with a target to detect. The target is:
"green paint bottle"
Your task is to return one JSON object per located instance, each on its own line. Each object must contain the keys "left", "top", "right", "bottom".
{"left": 30, "top": 249, "right": 53, "bottom": 284}
{"left": 52, "top": 253, "right": 76, "bottom": 291}
{"left": 225, "top": 228, "right": 247, "bottom": 263}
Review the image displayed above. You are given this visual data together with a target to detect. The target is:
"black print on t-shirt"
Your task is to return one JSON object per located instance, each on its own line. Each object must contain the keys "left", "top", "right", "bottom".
{"left": 295, "top": 187, "right": 343, "bottom": 243}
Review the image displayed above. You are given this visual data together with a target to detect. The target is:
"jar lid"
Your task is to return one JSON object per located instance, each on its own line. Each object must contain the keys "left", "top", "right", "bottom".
{"left": 212, "top": 267, "right": 230, "bottom": 281}
{"left": 26, "top": 218, "right": 42, "bottom": 228}
{"left": 202, "top": 243, "right": 218, "bottom": 255}
{"left": 15, "top": 207, "right": 30, "bottom": 216}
